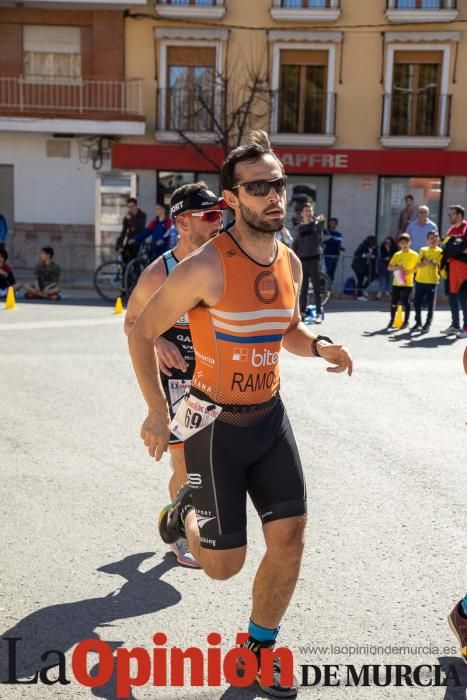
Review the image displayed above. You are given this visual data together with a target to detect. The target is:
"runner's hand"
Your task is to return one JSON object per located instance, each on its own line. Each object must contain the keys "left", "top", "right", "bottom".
{"left": 140, "top": 409, "right": 170, "bottom": 461}
{"left": 318, "top": 343, "right": 353, "bottom": 376}
{"left": 155, "top": 337, "right": 189, "bottom": 377}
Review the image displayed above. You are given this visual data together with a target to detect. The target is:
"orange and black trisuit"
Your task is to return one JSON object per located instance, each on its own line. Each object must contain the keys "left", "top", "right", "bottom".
{"left": 183, "top": 232, "right": 307, "bottom": 550}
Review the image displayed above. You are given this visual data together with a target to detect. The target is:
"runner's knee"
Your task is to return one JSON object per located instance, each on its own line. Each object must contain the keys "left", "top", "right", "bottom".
{"left": 264, "top": 515, "right": 307, "bottom": 558}
{"left": 202, "top": 548, "right": 246, "bottom": 581}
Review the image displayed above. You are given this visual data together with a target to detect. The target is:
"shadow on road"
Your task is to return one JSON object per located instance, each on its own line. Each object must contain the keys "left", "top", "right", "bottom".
{"left": 0, "top": 552, "right": 181, "bottom": 688}
{"left": 397, "top": 335, "right": 459, "bottom": 349}
{"left": 438, "top": 656, "right": 467, "bottom": 699}
{"left": 220, "top": 683, "right": 271, "bottom": 699}
{"left": 362, "top": 328, "right": 391, "bottom": 337}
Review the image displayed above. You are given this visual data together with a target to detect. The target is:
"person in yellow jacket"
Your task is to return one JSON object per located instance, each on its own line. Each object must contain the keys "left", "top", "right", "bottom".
{"left": 412, "top": 230, "right": 443, "bottom": 332}
{"left": 387, "top": 233, "right": 419, "bottom": 330}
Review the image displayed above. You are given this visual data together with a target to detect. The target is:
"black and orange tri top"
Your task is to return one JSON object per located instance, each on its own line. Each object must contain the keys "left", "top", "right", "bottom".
{"left": 188, "top": 232, "right": 296, "bottom": 406}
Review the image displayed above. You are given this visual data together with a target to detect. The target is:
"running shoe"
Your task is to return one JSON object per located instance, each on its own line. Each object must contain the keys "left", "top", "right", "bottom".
{"left": 457, "top": 328, "right": 467, "bottom": 339}
{"left": 422, "top": 323, "right": 431, "bottom": 333}
{"left": 411, "top": 323, "right": 422, "bottom": 332}
{"left": 441, "top": 325, "right": 460, "bottom": 335}
{"left": 236, "top": 637, "right": 298, "bottom": 698}
{"left": 158, "top": 483, "right": 193, "bottom": 544}
{"left": 448, "top": 600, "right": 467, "bottom": 665}
{"left": 170, "top": 538, "right": 200, "bottom": 568}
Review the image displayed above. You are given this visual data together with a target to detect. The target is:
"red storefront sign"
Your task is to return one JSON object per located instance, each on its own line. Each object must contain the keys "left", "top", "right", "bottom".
{"left": 112, "top": 143, "right": 467, "bottom": 176}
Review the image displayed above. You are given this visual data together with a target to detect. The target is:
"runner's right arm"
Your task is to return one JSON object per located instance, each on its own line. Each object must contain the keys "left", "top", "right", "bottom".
{"left": 124, "top": 259, "right": 188, "bottom": 375}
{"left": 128, "top": 247, "right": 221, "bottom": 459}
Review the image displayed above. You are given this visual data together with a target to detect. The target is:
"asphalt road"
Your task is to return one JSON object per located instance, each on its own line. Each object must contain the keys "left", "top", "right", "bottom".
{"left": 1, "top": 297, "right": 466, "bottom": 700}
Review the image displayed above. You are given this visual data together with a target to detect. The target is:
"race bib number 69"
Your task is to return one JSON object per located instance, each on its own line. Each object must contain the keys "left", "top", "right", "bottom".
{"left": 170, "top": 394, "right": 222, "bottom": 442}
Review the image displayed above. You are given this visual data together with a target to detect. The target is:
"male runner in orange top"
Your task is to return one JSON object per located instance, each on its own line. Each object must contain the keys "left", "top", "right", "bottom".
{"left": 128, "top": 131, "right": 352, "bottom": 698}
{"left": 124, "top": 182, "right": 224, "bottom": 567}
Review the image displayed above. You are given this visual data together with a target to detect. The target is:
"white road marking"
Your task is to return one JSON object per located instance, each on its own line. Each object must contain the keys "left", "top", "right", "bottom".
{"left": 0, "top": 317, "right": 124, "bottom": 331}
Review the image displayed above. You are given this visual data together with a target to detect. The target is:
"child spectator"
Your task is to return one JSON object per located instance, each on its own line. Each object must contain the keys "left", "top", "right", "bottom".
{"left": 25, "top": 246, "right": 61, "bottom": 300}
{"left": 0, "top": 249, "right": 16, "bottom": 299}
{"left": 387, "top": 233, "right": 419, "bottom": 330}
{"left": 412, "top": 231, "right": 442, "bottom": 332}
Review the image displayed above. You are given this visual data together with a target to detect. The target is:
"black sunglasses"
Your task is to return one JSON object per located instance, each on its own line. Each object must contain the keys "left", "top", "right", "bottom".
{"left": 232, "top": 176, "right": 287, "bottom": 197}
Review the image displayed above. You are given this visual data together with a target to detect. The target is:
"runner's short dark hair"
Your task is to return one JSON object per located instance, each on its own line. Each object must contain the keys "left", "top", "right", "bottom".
{"left": 449, "top": 204, "right": 465, "bottom": 217}
{"left": 221, "top": 130, "right": 284, "bottom": 191}
{"left": 127, "top": 197, "right": 137, "bottom": 206}
{"left": 329, "top": 217, "right": 339, "bottom": 225}
{"left": 41, "top": 246, "right": 54, "bottom": 258}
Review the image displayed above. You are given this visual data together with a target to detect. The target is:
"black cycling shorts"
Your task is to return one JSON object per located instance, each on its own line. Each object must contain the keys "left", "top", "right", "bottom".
{"left": 183, "top": 397, "right": 307, "bottom": 550}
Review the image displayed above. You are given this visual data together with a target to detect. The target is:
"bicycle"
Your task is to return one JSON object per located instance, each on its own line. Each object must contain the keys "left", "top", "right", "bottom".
{"left": 123, "top": 243, "right": 154, "bottom": 298}
{"left": 93, "top": 253, "right": 127, "bottom": 303}
{"left": 307, "top": 270, "right": 332, "bottom": 308}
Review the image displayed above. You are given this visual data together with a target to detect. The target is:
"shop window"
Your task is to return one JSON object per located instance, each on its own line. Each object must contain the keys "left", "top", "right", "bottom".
{"left": 285, "top": 175, "right": 331, "bottom": 230}
{"left": 377, "top": 176, "right": 442, "bottom": 240}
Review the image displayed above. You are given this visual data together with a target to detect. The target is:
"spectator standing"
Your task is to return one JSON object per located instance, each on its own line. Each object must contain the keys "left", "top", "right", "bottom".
{"left": 386, "top": 233, "right": 418, "bottom": 330}
{"left": 351, "top": 235, "right": 377, "bottom": 300}
{"left": 398, "top": 194, "right": 417, "bottom": 234}
{"left": 407, "top": 205, "right": 438, "bottom": 251}
{"left": 136, "top": 204, "right": 171, "bottom": 261}
{"left": 323, "top": 217, "right": 345, "bottom": 283}
{"left": 377, "top": 236, "right": 397, "bottom": 299}
{"left": 116, "top": 197, "right": 147, "bottom": 263}
{"left": 0, "top": 249, "right": 16, "bottom": 299}
{"left": 412, "top": 231, "right": 442, "bottom": 332}
{"left": 25, "top": 246, "right": 61, "bottom": 300}
{"left": 440, "top": 204, "right": 467, "bottom": 336}
{"left": 292, "top": 201, "right": 325, "bottom": 323}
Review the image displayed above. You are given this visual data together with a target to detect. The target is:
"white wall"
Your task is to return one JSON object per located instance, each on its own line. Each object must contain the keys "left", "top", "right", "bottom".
{"left": 0, "top": 133, "right": 98, "bottom": 225}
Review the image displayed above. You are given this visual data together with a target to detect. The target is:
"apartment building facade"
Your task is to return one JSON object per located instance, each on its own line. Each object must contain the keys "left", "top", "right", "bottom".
{"left": 0, "top": 0, "right": 145, "bottom": 268}
{"left": 1, "top": 0, "right": 467, "bottom": 269}
{"left": 115, "top": 0, "right": 467, "bottom": 254}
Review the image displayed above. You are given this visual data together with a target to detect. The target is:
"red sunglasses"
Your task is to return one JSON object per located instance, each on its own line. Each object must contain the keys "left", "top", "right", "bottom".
{"left": 188, "top": 209, "right": 223, "bottom": 223}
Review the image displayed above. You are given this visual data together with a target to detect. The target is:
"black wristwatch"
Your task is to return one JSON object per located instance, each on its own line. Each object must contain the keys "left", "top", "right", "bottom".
{"left": 311, "top": 334, "right": 333, "bottom": 358}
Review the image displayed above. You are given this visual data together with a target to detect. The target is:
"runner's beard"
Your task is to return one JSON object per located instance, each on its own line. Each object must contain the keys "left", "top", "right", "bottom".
{"left": 238, "top": 201, "right": 285, "bottom": 238}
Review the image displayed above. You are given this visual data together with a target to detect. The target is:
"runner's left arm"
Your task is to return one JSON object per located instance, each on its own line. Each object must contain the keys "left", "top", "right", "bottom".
{"left": 282, "top": 251, "right": 353, "bottom": 375}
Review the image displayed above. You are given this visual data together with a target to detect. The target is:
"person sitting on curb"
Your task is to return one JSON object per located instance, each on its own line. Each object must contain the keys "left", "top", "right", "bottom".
{"left": 24, "top": 247, "right": 61, "bottom": 300}
{"left": 0, "top": 248, "right": 18, "bottom": 299}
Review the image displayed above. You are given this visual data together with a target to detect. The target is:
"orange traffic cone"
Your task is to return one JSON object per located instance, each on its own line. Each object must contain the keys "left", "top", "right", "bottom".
{"left": 5, "top": 287, "right": 16, "bottom": 310}
{"left": 114, "top": 296, "right": 123, "bottom": 315}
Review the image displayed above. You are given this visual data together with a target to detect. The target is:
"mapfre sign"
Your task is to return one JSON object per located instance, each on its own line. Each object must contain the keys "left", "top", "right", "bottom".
{"left": 278, "top": 151, "right": 349, "bottom": 170}
{"left": 112, "top": 144, "right": 467, "bottom": 177}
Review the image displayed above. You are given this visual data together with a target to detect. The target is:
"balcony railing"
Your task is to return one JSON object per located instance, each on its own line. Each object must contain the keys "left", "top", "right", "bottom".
{"left": 381, "top": 92, "right": 451, "bottom": 138}
{"left": 386, "top": 0, "right": 456, "bottom": 8}
{"left": 277, "top": 0, "right": 339, "bottom": 7}
{"left": 272, "top": 91, "right": 336, "bottom": 136}
{"left": 158, "top": 0, "right": 217, "bottom": 4}
{"left": 0, "top": 77, "right": 143, "bottom": 117}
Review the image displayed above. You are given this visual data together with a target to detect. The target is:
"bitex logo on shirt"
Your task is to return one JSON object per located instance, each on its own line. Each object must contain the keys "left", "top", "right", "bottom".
{"left": 232, "top": 348, "right": 279, "bottom": 367}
